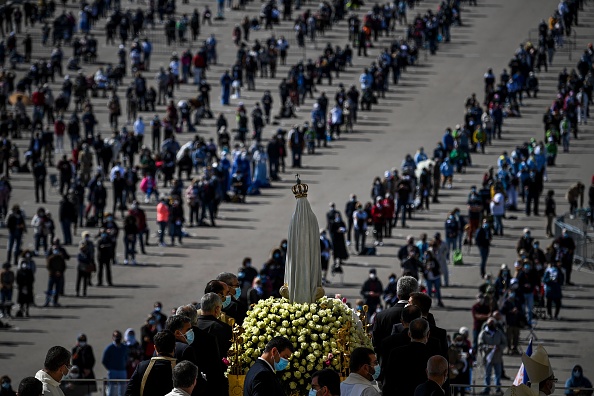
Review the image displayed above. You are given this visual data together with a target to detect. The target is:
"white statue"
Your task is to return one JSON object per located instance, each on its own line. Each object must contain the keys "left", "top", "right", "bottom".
{"left": 280, "top": 176, "right": 325, "bottom": 303}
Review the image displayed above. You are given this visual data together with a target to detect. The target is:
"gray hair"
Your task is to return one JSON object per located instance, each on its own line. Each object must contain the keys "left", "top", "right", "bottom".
{"left": 172, "top": 360, "right": 199, "bottom": 389}
{"left": 176, "top": 304, "right": 199, "bottom": 326}
{"left": 201, "top": 293, "right": 222, "bottom": 313}
{"left": 397, "top": 276, "right": 419, "bottom": 300}
{"left": 216, "top": 272, "right": 238, "bottom": 285}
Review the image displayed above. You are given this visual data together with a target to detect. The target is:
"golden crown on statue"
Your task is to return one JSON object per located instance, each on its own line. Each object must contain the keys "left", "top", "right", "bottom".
{"left": 291, "top": 174, "right": 309, "bottom": 198}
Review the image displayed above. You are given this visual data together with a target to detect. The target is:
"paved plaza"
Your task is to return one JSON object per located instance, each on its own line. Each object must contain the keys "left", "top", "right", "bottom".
{"left": 1, "top": 0, "right": 593, "bottom": 389}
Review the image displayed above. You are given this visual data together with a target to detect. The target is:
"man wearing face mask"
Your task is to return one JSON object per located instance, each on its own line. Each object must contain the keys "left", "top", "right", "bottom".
{"left": 478, "top": 318, "right": 507, "bottom": 395}
{"left": 196, "top": 292, "right": 232, "bottom": 357}
{"left": 71, "top": 334, "right": 97, "bottom": 392}
{"left": 360, "top": 269, "right": 383, "bottom": 319}
{"left": 102, "top": 331, "right": 129, "bottom": 396}
{"left": 164, "top": 315, "right": 198, "bottom": 368}
{"left": 216, "top": 272, "right": 248, "bottom": 326}
{"left": 414, "top": 356, "right": 449, "bottom": 396}
{"left": 310, "top": 369, "right": 341, "bottom": 396}
{"left": 151, "top": 302, "right": 168, "bottom": 332}
{"left": 340, "top": 347, "right": 380, "bottom": 396}
{"left": 516, "top": 228, "right": 535, "bottom": 257}
{"left": 383, "top": 318, "right": 432, "bottom": 396}
{"left": 35, "top": 346, "right": 72, "bottom": 396}
{"left": 244, "top": 336, "right": 294, "bottom": 396}
{"left": 125, "top": 331, "right": 176, "bottom": 396}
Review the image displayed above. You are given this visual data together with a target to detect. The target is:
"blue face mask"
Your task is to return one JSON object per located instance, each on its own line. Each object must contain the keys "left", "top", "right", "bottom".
{"left": 234, "top": 287, "right": 241, "bottom": 300}
{"left": 222, "top": 295, "right": 232, "bottom": 308}
{"left": 184, "top": 329, "right": 194, "bottom": 345}
{"left": 274, "top": 351, "right": 289, "bottom": 371}
{"left": 308, "top": 389, "right": 318, "bottom": 396}
{"left": 372, "top": 364, "right": 381, "bottom": 380}
{"left": 2, "top": 383, "right": 10, "bottom": 390}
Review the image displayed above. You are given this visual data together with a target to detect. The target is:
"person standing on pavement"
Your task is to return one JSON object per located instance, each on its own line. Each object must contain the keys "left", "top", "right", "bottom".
{"left": 6, "top": 205, "right": 26, "bottom": 266}
{"left": 545, "top": 190, "right": 556, "bottom": 237}
{"left": 360, "top": 269, "right": 383, "bottom": 319}
{"left": 490, "top": 186, "right": 505, "bottom": 236}
{"left": 58, "top": 194, "right": 75, "bottom": 246}
{"left": 157, "top": 198, "right": 170, "bottom": 247}
{"left": 71, "top": 334, "right": 97, "bottom": 393}
{"left": 475, "top": 219, "right": 492, "bottom": 278}
{"left": 344, "top": 194, "right": 357, "bottom": 246}
{"left": 128, "top": 202, "right": 148, "bottom": 254}
{"left": 478, "top": 318, "right": 507, "bottom": 396}
{"left": 123, "top": 214, "right": 138, "bottom": 265}
{"left": 33, "top": 159, "right": 47, "bottom": 203}
{"left": 75, "top": 242, "right": 93, "bottom": 297}
{"left": 353, "top": 203, "right": 368, "bottom": 254}
{"left": 97, "top": 229, "right": 114, "bottom": 286}
{"left": 543, "top": 262, "right": 564, "bottom": 320}
{"left": 35, "top": 346, "right": 72, "bottom": 396}
{"left": 102, "top": 330, "right": 128, "bottom": 396}
{"left": 44, "top": 247, "right": 67, "bottom": 307}
{"left": 555, "top": 228, "right": 576, "bottom": 285}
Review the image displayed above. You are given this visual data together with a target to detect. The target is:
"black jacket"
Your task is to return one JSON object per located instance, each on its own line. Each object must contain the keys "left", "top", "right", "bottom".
{"left": 196, "top": 315, "right": 232, "bottom": 357}
{"left": 125, "top": 356, "right": 175, "bottom": 396}
{"left": 414, "top": 380, "right": 445, "bottom": 396}
{"left": 222, "top": 298, "right": 248, "bottom": 326}
{"left": 243, "top": 358, "right": 285, "bottom": 396}
{"left": 189, "top": 326, "right": 228, "bottom": 396}
{"left": 383, "top": 342, "right": 431, "bottom": 396}
{"left": 371, "top": 301, "right": 407, "bottom": 350}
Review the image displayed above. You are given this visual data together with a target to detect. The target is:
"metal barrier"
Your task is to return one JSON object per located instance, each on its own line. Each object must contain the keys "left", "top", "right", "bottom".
{"left": 554, "top": 210, "right": 594, "bottom": 272}
{"left": 60, "top": 378, "right": 128, "bottom": 396}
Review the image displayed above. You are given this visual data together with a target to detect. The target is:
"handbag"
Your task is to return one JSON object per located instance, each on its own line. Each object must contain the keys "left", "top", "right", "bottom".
{"left": 453, "top": 249, "right": 464, "bottom": 266}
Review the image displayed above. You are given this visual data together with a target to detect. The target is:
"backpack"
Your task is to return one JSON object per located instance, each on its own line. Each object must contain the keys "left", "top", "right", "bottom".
{"left": 452, "top": 249, "right": 464, "bottom": 266}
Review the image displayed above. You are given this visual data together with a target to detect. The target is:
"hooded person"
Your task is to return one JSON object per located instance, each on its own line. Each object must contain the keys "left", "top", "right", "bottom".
{"left": 504, "top": 345, "right": 556, "bottom": 396}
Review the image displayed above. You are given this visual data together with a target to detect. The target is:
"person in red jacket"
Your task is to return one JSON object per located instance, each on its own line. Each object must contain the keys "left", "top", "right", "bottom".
{"left": 382, "top": 193, "right": 395, "bottom": 238}
{"left": 128, "top": 201, "right": 149, "bottom": 254}
{"left": 54, "top": 117, "right": 66, "bottom": 154}
{"left": 371, "top": 197, "right": 385, "bottom": 246}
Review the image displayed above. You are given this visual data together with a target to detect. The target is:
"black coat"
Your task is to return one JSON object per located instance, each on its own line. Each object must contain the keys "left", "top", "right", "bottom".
{"left": 125, "top": 357, "right": 175, "bottom": 396}
{"left": 383, "top": 342, "right": 432, "bottom": 396}
{"left": 371, "top": 301, "right": 406, "bottom": 350}
{"left": 189, "top": 326, "right": 228, "bottom": 396}
{"left": 196, "top": 315, "right": 232, "bottom": 357}
{"left": 414, "top": 380, "right": 445, "bottom": 396}
{"left": 243, "top": 358, "right": 285, "bottom": 396}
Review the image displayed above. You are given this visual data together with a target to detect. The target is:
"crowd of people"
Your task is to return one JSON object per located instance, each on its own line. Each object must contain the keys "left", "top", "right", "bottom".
{"left": 0, "top": 0, "right": 593, "bottom": 393}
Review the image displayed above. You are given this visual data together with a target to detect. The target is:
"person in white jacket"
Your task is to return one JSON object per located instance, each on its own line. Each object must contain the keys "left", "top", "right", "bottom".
{"left": 164, "top": 361, "right": 199, "bottom": 396}
{"left": 35, "top": 346, "right": 72, "bottom": 396}
{"left": 340, "top": 347, "right": 380, "bottom": 396}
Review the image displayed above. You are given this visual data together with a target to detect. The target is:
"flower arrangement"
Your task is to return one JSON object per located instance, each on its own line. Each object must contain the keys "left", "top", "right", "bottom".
{"left": 231, "top": 296, "right": 372, "bottom": 396}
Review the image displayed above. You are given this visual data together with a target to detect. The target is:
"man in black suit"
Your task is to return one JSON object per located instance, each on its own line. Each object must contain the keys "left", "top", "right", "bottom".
{"left": 383, "top": 318, "right": 432, "bottom": 396}
{"left": 176, "top": 304, "right": 228, "bottom": 396}
{"left": 217, "top": 272, "right": 249, "bottom": 325}
{"left": 409, "top": 292, "right": 449, "bottom": 360}
{"left": 380, "top": 305, "right": 422, "bottom": 373}
{"left": 372, "top": 276, "right": 418, "bottom": 351}
{"left": 414, "top": 356, "right": 448, "bottom": 396}
{"left": 125, "top": 331, "right": 176, "bottom": 396}
{"left": 196, "top": 292, "right": 233, "bottom": 357}
{"left": 244, "top": 336, "right": 294, "bottom": 396}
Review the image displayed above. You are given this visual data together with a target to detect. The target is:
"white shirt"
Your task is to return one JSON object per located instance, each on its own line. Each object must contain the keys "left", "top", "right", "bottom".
{"left": 165, "top": 389, "right": 191, "bottom": 396}
{"left": 35, "top": 370, "right": 66, "bottom": 396}
{"left": 110, "top": 165, "right": 125, "bottom": 182}
{"left": 340, "top": 373, "right": 380, "bottom": 396}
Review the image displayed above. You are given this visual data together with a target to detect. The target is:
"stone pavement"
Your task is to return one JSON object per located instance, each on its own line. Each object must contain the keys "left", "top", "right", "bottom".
{"left": 1, "top": 0, "right": 593, "bottom": 388}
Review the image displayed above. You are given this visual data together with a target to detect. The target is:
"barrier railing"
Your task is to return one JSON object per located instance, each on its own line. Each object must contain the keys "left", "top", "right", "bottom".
{"left": 60, "top": 378, "right": 128, "bottom": 396}
{"left": 554, "top": 210, "right": 594, "bottom": 273}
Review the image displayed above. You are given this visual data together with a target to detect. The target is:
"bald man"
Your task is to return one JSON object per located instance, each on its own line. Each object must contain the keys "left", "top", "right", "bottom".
{"left": 414, "top": 356, "right": 448, "bottom": 396}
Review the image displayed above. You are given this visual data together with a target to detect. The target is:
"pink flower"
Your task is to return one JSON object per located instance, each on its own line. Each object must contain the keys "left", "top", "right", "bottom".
{"left": 342, "top": 297, "right": 347, "bottom": 304}
{"left": 327, "top": 353, "right": 334, "bottom": 359}
{"left": 222, "top": 357, "right": 230, "bottom": 366}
